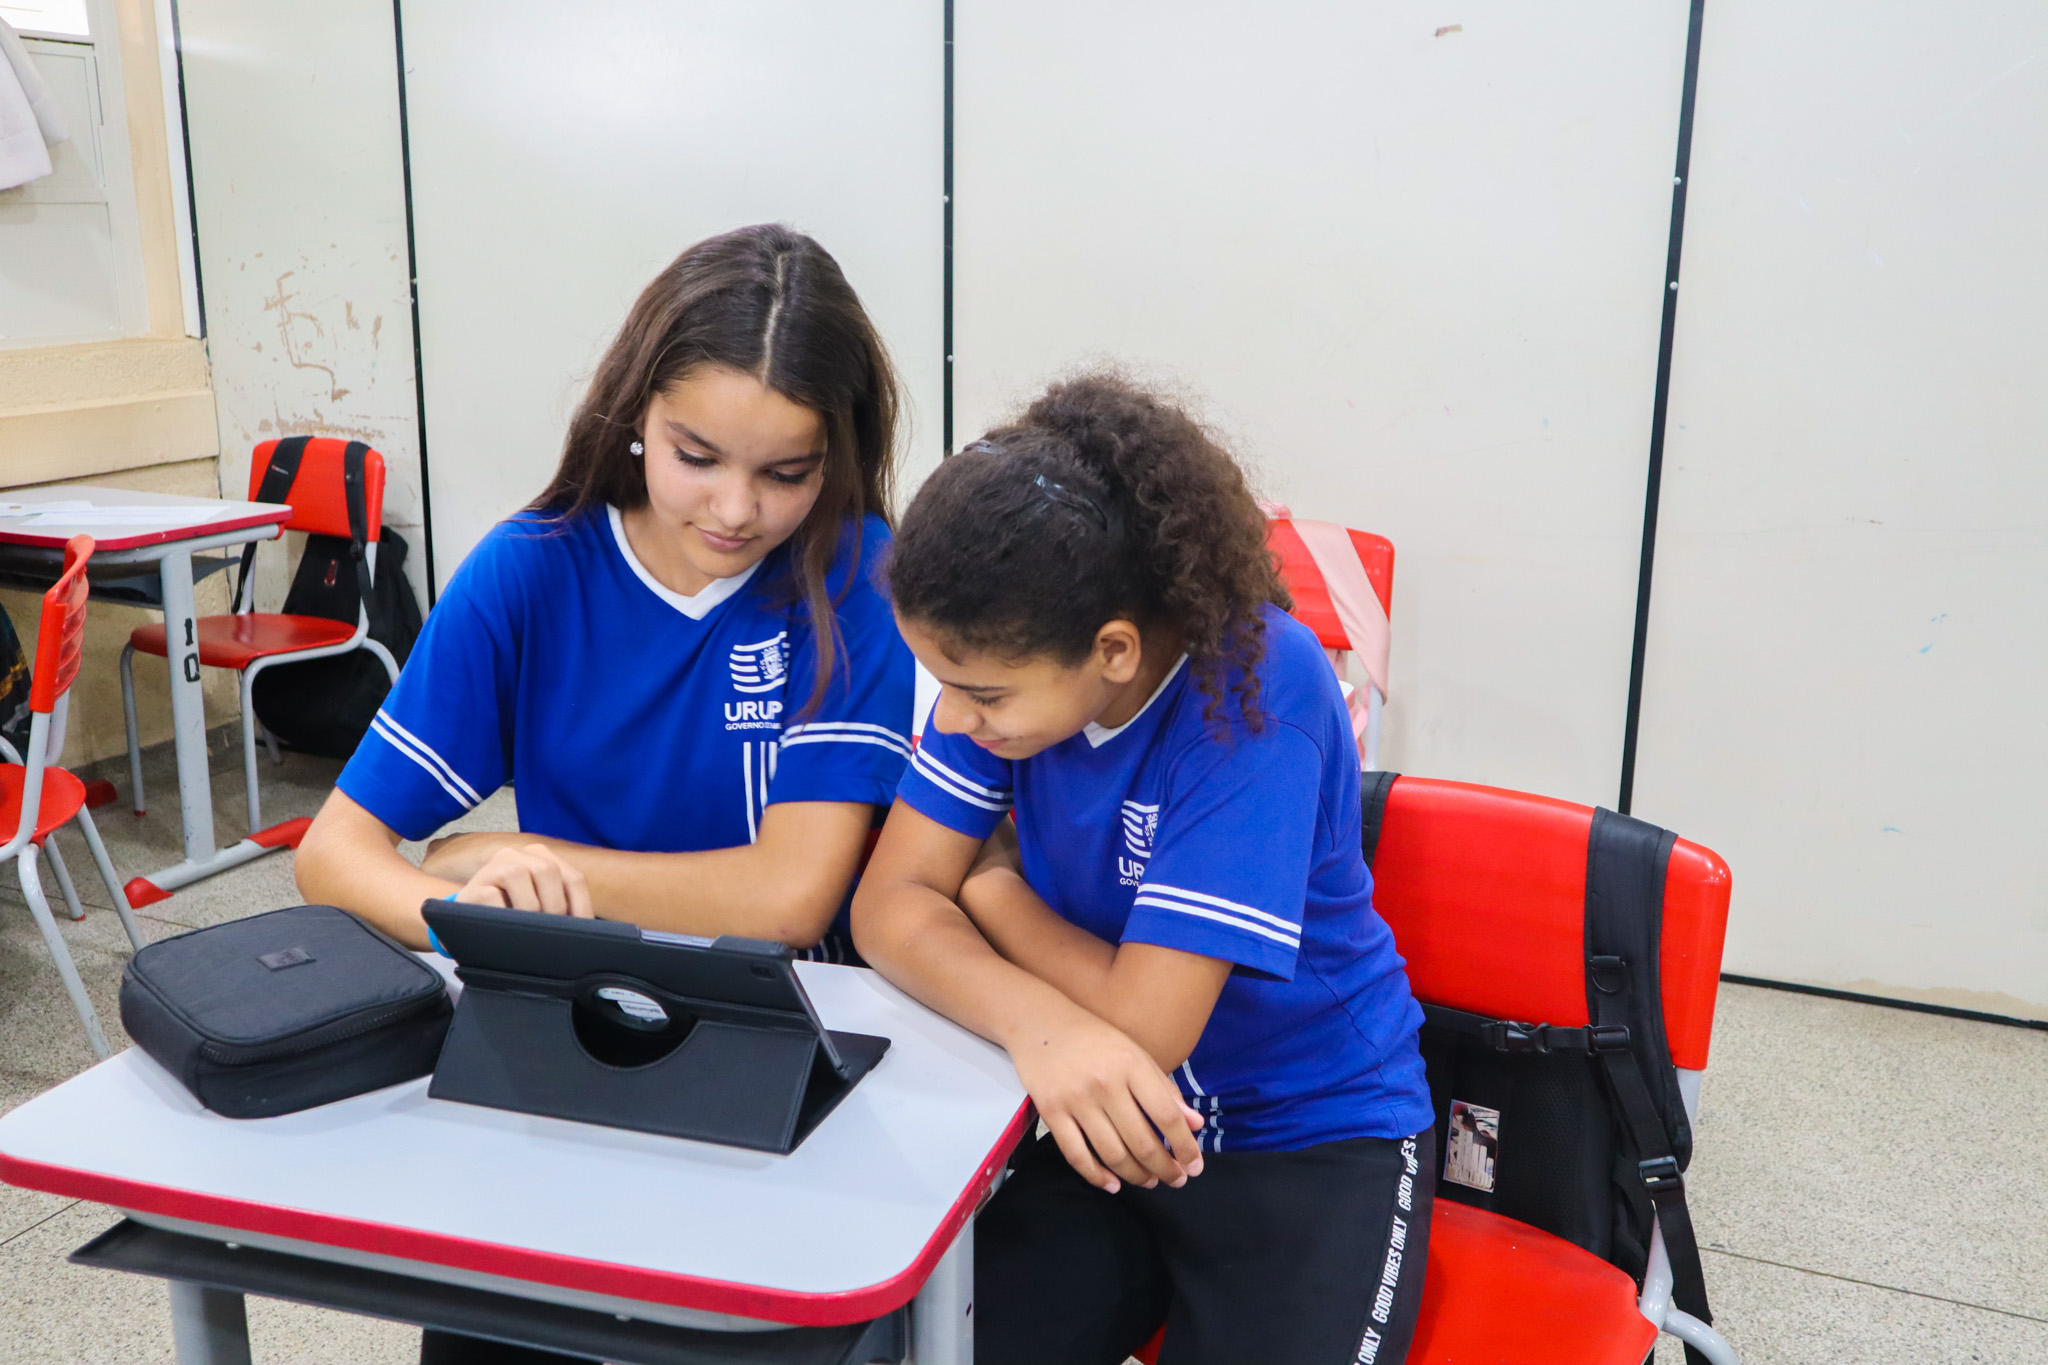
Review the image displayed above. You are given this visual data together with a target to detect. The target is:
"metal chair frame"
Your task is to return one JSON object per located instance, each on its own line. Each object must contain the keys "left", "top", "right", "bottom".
{"left": 6, "top": 538, "right": 148, "bottom": 1059}
{"left": 117, "top": 450, "right": 401, "bottom": 832}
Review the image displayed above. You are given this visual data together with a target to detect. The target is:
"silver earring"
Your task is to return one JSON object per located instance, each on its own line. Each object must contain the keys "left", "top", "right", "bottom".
{"left": 629, "top": 441, "right": 644, "bottom": 455}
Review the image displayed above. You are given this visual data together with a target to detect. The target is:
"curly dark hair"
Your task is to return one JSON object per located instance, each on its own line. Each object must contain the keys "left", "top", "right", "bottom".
{"left": 888, "top": 371, "right": 1289, "bottom": 728}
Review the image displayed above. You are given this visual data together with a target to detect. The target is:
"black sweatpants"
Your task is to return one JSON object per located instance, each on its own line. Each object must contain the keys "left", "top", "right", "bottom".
{"left": 976, "top": 1126, "right": 1435, "bottom": 1365}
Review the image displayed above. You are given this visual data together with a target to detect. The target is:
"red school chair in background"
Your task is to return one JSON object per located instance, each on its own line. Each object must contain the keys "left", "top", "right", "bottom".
{"left": 119, "top": 439, "right": 400, "bottom": 842}
{"left": 0, "top": 537, "right": 149, "bottom": 1061}
{"left": 1264, "top": 510, "right": 1394, "bottom": 770}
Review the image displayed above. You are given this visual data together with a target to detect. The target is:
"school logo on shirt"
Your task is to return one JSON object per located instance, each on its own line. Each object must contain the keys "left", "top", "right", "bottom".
{"left": 724, "top": 699, "right": 783, "bottom": 731}
{"left": 1119, "top": 800, "right": 1159, "bottom": 886}
{"left": 728, "top": 632, "right": 789, "bottom": 694}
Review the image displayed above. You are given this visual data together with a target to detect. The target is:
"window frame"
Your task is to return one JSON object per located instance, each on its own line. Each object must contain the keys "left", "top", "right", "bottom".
{"left": 1, "top": 0, "right": 155, "bottom": 347}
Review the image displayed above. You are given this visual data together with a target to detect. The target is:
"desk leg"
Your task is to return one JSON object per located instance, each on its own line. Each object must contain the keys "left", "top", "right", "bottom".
{"left": 911, "top": 1213, "right": 973, "bottom": 1365}
{"left": 158, "top": 550, "right": 217, "bottom": 867}
{"left": 168, "top": 1281, "right": 252, "bottom": 1365}
{"left": 128, "top": 547, "right": 301, "bottom": 903}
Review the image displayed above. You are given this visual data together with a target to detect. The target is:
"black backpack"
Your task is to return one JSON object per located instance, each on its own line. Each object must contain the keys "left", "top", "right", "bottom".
{"left": 245, "top": 438, "right": 424, "bottom": 759}
{"left": 1361, "top": 770, "right": 1716, "bottom": 1364}
{"left": 0, "top": 600, "right": 33, "bottom": 762}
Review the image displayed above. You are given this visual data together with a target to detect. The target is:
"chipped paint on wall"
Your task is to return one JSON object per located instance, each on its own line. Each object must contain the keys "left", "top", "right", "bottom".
{"left": 179, "top": 0, "right": 428, "bottom": 611}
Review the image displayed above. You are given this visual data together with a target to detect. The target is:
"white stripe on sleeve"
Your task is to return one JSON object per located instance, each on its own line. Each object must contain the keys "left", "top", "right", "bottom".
{"left": 779, "top": 722, "right": 913, "bottom": 760}
{"left": 1136, "top": 882, "right": 1304, "bottom": 935}
{"left": 1131, "top": 894, "right": 1302, "bottom": 949}
{"left": 368, "top": 716, "right": 481, "bottom": 812}
{"left": 909, "top": 747, "right": 1012, "bottom": 812}
{"left": 373, "top": 711, "right": 484, "bottom": 806}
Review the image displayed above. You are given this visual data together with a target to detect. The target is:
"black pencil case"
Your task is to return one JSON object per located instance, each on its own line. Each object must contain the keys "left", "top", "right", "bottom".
{"left": 119, "top": 904, "right": 453, "bottom": 1118}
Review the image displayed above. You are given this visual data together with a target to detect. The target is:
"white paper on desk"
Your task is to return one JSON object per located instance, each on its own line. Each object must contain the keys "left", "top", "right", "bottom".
{"left": 10, "top": 503, "right": 233, "bottom": 526}
{"left": 0, "top": 501, "right": 94, "bottom": 517}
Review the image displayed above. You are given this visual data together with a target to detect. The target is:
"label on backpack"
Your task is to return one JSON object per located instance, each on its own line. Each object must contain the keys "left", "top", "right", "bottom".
{"left": 1444, "top": 1099, "right": 1500, "bottom": 1193}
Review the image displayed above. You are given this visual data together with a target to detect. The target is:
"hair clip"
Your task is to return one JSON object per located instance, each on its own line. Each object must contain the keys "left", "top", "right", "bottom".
{"left": 1033, "top": 473, "right": 1110, "bottom": 531}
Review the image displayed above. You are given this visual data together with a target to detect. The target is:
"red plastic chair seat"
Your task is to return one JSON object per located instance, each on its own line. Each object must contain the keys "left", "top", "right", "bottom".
{"left": 1407, "top": 1201, "right": 1657, "bottom": 1365}
{"left": 1125, "top": 1200, "right": 1653, "bottom": 1365}
{"left": 0, "top": 764, "right": 87, "bottom": 845}
{"left": 129, "top": 614, "right": 357, "bottom": 671}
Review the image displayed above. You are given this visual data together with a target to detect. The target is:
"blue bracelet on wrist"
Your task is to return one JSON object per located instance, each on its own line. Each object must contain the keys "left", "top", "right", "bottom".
{"left": 426, "top": 891, "right": 460, "bottom": 956}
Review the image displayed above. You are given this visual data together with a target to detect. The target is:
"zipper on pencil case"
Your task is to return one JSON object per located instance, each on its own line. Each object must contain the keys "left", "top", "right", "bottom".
{"left": 195, "top": 991, "right": 446, "bottom": 1066}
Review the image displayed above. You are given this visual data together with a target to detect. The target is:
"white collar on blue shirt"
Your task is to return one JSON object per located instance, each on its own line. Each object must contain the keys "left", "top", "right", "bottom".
{"left": 607, "top": 504, "right": 763, "bottom": 621}
{"left": 1082, "top": 652, "right": 1188, "bottom": 748}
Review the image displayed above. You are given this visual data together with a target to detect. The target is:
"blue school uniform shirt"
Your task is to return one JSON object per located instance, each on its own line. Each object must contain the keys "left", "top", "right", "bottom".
{"left": 338, "top": 507, "right": 913, "bottom": 933}
{"left": 897, "top": 606, "right": 1432, "bottom": 1152}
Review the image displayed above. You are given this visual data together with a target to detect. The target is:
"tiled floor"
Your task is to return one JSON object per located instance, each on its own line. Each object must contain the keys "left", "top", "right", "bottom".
{"left": 0, "top": 735, "right": 2042, "bottom": 1363}
{"left": 0, "top": 733, "right": 512, "bottom": 1365}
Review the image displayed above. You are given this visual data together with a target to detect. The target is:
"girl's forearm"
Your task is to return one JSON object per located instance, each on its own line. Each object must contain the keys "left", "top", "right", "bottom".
{"left": 424, "top": 801, "right": 870, "bottom": 945}
{"left": 296, "top": 792, "right": 460, "bottom": 949}
{"left": 854, "top": 875, "right": 1099, "bottom": 1055}
{"left": 516, "top": 841, "right": 846, "bottom": 943}
{"left": 961, "top": 866, "right": 1119, "bottom": 1006}
{"left": 958, "top": 867, "right": 1226, "bottom": 1069}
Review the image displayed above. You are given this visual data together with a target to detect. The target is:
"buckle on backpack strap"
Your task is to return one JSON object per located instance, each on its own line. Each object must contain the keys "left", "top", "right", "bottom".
{"left": 1482, "top": 1020, "right": 1554, "bottom": 1055}
{"left": 1588, "top": 1022, "right": 1632, "bottom": 1052}
{"left": 1639, "top": 1155, "right": 1684, "bottom": 1193}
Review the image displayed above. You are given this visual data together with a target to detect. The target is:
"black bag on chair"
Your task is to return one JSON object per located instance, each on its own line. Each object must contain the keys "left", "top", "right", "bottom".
{"left": 0, "top": 599, "right": 34, "bottom": 761}
{"left": 1362, "top": 770, "right": 1716, "bottom": 1364}
{"left": 244, "top": 438, "right": 424, "bottom": 759}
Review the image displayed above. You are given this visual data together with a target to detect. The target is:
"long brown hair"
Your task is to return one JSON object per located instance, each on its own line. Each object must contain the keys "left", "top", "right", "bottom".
{"left": 532, "top": 224, "right": 899, "bottom": 713}
{"left": 888, "top": 371, "right": 1289, "bottom": 728}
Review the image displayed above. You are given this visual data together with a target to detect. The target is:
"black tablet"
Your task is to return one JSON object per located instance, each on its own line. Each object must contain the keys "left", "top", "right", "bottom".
{"left": 422, "top": 901, "right": 890, "bottom": 1153}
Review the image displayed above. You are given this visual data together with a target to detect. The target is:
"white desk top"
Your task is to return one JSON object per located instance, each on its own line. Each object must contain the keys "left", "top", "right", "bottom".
{"left": 0, "top": 485, "right": 288, "bottom": 552}
{"left": 0, "top": 963, "right": 1029, "bottom": 1327}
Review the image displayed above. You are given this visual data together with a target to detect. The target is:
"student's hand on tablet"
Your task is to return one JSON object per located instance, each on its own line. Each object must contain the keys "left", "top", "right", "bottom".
{"left": 1011, "top": 1005, "right": 1205, "bottom": 1195}
{"left": 454, "top": 844, "right": 594, "bottom": 919}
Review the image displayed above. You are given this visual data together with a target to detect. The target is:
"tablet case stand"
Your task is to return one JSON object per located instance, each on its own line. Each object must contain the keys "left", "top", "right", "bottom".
{"left": 423, "top": 905, "right": 889, "bottom": 1156}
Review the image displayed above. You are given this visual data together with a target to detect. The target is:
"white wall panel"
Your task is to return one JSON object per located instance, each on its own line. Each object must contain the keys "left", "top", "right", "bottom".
{"left": 1637, "top": 2, "right": 2048, "bottom": 1017}
{"left": 177, "top": 0, "right": 426, "bottom": 606}
{"left": 400, "top": 0, "right": 945, "bottom": 588}
{"left": 953, "top": 0, "right": 1689, "bottom": 806}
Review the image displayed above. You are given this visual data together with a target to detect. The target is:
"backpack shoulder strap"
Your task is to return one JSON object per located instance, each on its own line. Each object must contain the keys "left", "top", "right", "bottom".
{"left": 252, "top": 437, "right": 311, "bottom": 506}
{"left": 237, "top": 437, "right": 312, "bottom": 610}
{"left": 341, "top": 440, "right": 373, "bottom": 601}
{"left": 1359, "top": 769, "right": 1399, "bottom": 868}
{"left": 1585, "top": 807, "right": 1715, "bottom": 1358}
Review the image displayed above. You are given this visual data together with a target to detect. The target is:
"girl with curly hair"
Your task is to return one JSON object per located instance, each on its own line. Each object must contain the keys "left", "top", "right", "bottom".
{"left": 855, "top": 372, "right": 1437, "bottom": 1365}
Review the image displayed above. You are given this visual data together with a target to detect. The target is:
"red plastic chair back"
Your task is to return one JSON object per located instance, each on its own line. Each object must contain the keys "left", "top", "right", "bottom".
{"left": 1267, "top": 519, "right": 1394, "bottom": 649}
{"left": 1373, "top": 777, "right": 1732, "bottom": 1071}
{"left": 245, "top": 438, "right": 386, "bottom": 542}
{"left": 29, "top": 536, "right": 93, "bottom": 715}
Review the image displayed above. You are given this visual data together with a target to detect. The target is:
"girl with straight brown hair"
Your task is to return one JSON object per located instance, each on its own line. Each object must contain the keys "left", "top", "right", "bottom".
{"left": 298, "top": 222, "right": 913, "bottom": 962}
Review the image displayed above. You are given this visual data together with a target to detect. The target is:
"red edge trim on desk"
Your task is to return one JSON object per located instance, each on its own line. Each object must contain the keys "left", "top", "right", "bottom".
{"left": 0, "top": 1101, "right": 1031, "bottom": 1328}
{"left": 0, "top": 509, "right": 290, "bottom": 554}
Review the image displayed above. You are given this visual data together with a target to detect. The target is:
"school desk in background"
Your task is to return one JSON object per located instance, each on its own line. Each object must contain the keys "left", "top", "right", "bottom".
{"left": 0, "top": 487, "right": 293, "bottom": 903}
